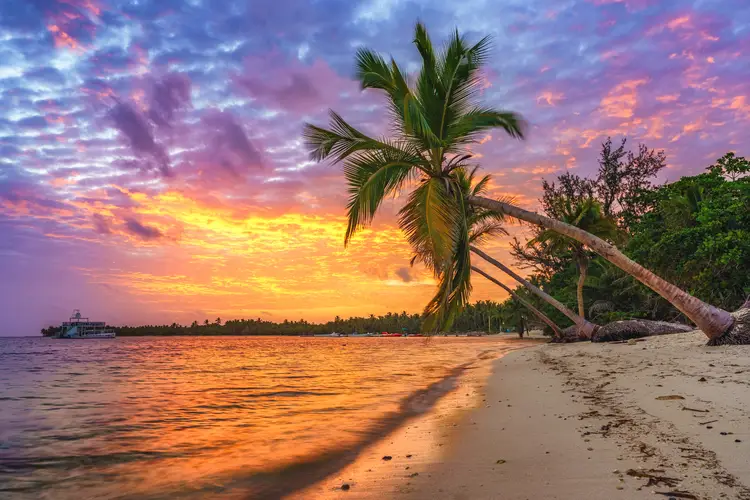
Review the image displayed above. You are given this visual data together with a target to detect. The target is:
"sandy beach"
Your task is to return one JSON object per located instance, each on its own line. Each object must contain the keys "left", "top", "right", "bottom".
{"left": 292, "top": 331, "right": 750, "bottom": 499}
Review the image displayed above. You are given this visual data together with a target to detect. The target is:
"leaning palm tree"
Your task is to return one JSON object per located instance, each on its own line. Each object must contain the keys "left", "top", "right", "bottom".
{"left": 471, "top": 265, "right": 563, "bottom": 338}
{"left": 303, "top": 22, "right": 747, "bottom": 344}
{"left": 528, "top": 197, "right": 620, "bottom": 320}
{"left": 416, "top": 167, "right": 571, "bottom": 336}
{"left": 469, "top": 246, "right": 594, "bottom": 337}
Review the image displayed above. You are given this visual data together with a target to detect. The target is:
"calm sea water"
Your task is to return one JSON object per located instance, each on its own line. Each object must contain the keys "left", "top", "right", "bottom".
{"left": 0, "top": 336, "right": 521, "bottom": 499}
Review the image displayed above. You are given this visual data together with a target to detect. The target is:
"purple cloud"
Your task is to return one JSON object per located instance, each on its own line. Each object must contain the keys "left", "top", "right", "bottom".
{"left": 123, "top": 217, "right": 162, "bottom": 241}
{"left": 148, "top": 73, "right": 192, "bottom": 129}
{"left": 109, "top": 100, "right": 171, "bottom": 175}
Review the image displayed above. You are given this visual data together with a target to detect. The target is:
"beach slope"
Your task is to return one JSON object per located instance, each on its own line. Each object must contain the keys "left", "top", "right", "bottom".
{"left": 407, "top": 330, "right": 750, "bottom": 499}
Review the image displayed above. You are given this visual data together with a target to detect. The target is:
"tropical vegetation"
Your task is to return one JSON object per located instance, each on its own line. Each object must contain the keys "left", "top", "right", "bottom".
{"left": 509, "top": 147, "right": 750, "bottom": 340}
{"left": 303, "top": 22, "right": 749, "bottom": 344}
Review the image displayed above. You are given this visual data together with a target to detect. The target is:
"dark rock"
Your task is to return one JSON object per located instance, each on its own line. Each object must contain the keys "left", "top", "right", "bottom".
{"left": 409, "top": 472, "right": 419, "bottom": 477}
{"left": 382, "top": 456, "right": 392, "bottom": 461}
{"left": 736, "top": 439, "right": 742, "bottom": 443}
{"left": 341, "top": 483, "right": 350, "bottom": 491}
{"left": 699, "top": 377, "right": 707, "bottom": 382}
{"left": 592, "top": 320, "right": 693, "bottom": 343}
{"left": 406, "top": 454, "right": 412, "bottom": 458}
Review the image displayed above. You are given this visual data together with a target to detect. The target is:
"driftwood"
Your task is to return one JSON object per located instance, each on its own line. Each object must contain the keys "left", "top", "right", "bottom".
{"left": 550, "top": 325, "right": 585, "bottom": 343}
{"left": 591, "top": 320, "right": 693, "bottom": 343}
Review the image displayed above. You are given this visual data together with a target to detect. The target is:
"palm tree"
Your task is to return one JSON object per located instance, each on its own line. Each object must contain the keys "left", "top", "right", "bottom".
{"left": 501, "top": 296, "right": 527, "bottom": 338}
{"left": 430, "top": 167, "right": 572, "bottom": 336}
{"left": 303, "top": 22, "right": 744, "bottom": 343}
{"left": 472, "top": 265, "right": 563, "bottom": 338}
{"left": 418, "top": 167, "right": 582, "bottom": 335}
{"left": 528, "top": 197, "right": 620, "bottom": 321}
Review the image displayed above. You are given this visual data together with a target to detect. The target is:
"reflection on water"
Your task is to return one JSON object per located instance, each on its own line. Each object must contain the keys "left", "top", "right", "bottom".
{"left": 0, "top": 336, "right": 520, "bottom": 498}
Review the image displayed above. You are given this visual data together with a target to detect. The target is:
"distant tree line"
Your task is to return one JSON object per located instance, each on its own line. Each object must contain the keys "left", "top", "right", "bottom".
{"left": 40, "top": 301, "right": 532, "bottom": 337}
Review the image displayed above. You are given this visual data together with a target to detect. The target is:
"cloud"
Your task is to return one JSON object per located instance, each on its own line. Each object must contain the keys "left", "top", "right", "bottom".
{"left": 92, "top": 214, "right": 111, "bottom": 234}
{"left": 108, "top": 100, "right": 170, "bottom": 175}
{"left": 395, "top": 267, "right": 413, "bottom": 283}
{"left": 234, "top": 55, "right": 365, "bottom": 116}
{"left": 203, "top": 111, "right": 263, "bottom": 167}
{"left": 148, "top": 73, "right": 192, "bottom": 129}
{"left": 123, "top": 217, "right": 163, "bottom": 241}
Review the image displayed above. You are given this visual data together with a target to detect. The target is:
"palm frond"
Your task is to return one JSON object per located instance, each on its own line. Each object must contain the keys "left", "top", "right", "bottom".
{"left": 447, "top": 108, "right": 525, "bottom": 148}
{"left": 343, "top": 147, "right": 421, "bottom": 244}
{"left": 422, "top": 223, "right": 472, "bottom": 331}
{"left": 469, "top": 220, "right": 508, "bottom": 244}
{"left": 355, "top": 48, "right": 395, "bottom": 93}
{"left": 303, "top": 110, "right": 414, "bottom": 164}
{"left": 438, "top": 34, "right": 493, "bottom": 139}
{"left": 471, "top": 173, "right": 492, "bottom": 197}
{"left": 399, "top": 177, "right": 462, "bottom": 272}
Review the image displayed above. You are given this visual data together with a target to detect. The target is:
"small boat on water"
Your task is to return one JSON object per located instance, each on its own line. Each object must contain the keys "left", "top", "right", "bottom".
{"left": 313, "top": 332, "right": 346, "bottom": 337}
{"left": 55, "top": 310, "right": 116, "bottom": 339}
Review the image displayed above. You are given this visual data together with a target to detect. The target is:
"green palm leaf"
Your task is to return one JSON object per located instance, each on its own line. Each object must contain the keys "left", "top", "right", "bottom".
{"left": 399, "top": 177, "right": 462, "bottom": 272}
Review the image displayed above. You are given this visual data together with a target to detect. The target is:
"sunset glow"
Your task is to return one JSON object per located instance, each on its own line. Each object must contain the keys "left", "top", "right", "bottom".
{"left": 2, "top": 0, "right": 750, "bottom": 334}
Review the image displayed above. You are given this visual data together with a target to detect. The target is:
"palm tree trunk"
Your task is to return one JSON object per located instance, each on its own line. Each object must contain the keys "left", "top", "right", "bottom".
{"left": 576, "top": 255, "right": 588, "bottom": 319}
{"left": 472, "top": 265, "right": 563, "bottom": 338}
{"left": 468, "top": 195, "right": 735, "bottom": 340}
{"left": 469, "top": 245, "right": 596, "bottom": 338}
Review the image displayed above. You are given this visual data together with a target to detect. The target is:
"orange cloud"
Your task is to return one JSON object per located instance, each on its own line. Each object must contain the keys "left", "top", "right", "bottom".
{"left": 537, "top": 91, "right": 564, "bottom": 106}
{"left": 599, "top": 79, "right": 648, "bottom": 118}
{"left": 656, "top": 94, "right": 679, "bottom": 103}
{"left": 666, "top": 16, "right": 691, "bottom": 30}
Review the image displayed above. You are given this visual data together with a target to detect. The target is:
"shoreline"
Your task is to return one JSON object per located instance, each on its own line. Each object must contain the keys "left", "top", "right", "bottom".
{"left": 286, "top": 337, "right": 541, "bottom": 499}
{"left": 289, "top": 330, "right": 750, "bottom": 499}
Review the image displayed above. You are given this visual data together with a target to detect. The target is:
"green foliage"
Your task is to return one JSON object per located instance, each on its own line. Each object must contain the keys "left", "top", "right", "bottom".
{"left": 511, "top": 149, "right": 750, "bottom": 324}
{"left": 707, "top": 152, "right": 750, "bottom": 181}
{"left": 628, "top": 171, "right": 750, "bottom": 311}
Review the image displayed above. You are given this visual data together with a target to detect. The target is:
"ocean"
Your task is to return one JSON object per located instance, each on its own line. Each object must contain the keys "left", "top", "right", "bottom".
{"left": 0, "top": 335, "right": 522, "bottom": 499}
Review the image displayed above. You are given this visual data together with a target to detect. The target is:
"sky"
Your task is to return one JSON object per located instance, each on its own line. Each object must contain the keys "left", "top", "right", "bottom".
{"left": 1, "top": 0, "right": 749, "bottom": 335}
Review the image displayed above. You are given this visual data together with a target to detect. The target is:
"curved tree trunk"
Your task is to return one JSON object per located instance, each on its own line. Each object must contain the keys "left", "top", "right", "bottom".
{"left": 469, "top": 245, "right": 596, "bottom": 339}
{"left": 576, "top": 255, "right": 588, "bottom": 319}
{"left": 472, "top": 265, "right": 563, "bottom": 339}
{"left": 468, "top": 195, "right": 735, "bottom": 341}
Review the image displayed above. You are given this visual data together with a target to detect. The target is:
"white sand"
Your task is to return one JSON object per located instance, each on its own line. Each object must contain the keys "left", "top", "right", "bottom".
{"left": 291, "top": 331, "right": 750, "bottom": 499}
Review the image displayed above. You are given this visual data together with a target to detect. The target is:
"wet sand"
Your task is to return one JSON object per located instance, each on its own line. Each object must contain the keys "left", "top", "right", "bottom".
{"left": 288, "top": 331, "right": 750, "bottom": 499}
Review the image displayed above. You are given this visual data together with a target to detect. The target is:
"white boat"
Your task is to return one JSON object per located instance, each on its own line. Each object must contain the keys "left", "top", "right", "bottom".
{"left": 313, "top": 332, "right": 346, "bottom": 337}
{"left": 56, "top": 310, "right": 116, "bottom": 339}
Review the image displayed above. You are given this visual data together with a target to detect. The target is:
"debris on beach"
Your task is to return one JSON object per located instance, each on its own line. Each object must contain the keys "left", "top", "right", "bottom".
{"left": 626, "top": 468, "right": 680, "bottom": 487}
{"left": 591, "top": 320, "right": 693, "bottom": 342}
